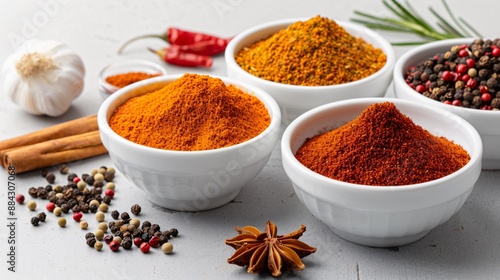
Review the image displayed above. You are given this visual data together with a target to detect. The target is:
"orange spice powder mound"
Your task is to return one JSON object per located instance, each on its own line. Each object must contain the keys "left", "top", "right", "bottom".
{"left": 108, "top": 73, "right": 271, "bottom": 151}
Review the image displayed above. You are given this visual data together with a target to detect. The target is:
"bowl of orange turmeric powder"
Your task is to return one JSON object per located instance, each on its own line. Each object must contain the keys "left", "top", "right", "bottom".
{"left": 97, "top": 73, "right": 281, "bottom": 211}
{"left": 281, "top": 98, "right": 482, "bottom": 247}
{"left": 98, "top": 59, "right": 167, "bottom": 100}
{"left": 225, "top": 16, "right": 395, "bottom": 124}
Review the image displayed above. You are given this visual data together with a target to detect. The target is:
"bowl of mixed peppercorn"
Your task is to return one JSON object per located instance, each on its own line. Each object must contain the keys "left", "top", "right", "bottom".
{"left": 394, "top": 38, "right": 500, "bottom": 170}
{"left": 281, "top": 98, "right": 482, "bottom": 247}
{"left": 225, "top": 16, "right": 395, "bottom": 125}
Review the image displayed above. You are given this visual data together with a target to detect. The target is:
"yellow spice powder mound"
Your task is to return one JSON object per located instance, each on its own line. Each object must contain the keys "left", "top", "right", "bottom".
{"left": 235, "top": 15, "right": 387, "bottom": 86}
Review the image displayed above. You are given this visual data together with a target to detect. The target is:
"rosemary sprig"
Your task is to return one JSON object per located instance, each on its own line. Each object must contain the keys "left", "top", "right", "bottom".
{"left": 351, "top": 0, "right": 482, "bottom": 45}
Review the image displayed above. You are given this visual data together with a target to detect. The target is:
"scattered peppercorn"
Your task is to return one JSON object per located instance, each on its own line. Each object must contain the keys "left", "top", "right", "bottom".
{"left": 104, "top": 172, "right": 115, "bottom": 182}
{"left": 99, "top": 203, "right": 109, "bottom": 212}
{"left": 16, "top": 193, "right": 25, "bottom": 204}
{"left": 95, "top": 212, "right": 105, "bottom": 222}
{"left": 45, "top": 172, "right": 56, "bottom": 184}
{"left": 27, "top": 200, "right": 37, "bottom": 211}
{"left": 170, "top": 228, "right": 179, "bottom": 237}
{"left": 104, "top": 235, "right": 113, "bottom": 244}
{"left": 53, "top": 207, "right": 62, "bottom": 216}
{"left": 80, "top": 221, "right": 89, "bottom": 230}
{"left": 131, "top": 204, "right": 141, "bottom": 215}
{"left": 41, "top": 169, "right": 49, "bottom": 178}
{"left": 111, "top": 210, "right": 120, "bottom": 220}
{"left": 28, "top": 187, "right": 38, "bottom": 198}
{"left": 98, "top": 222, "right": 108, "bottom": 232}
{"left": 140, "top": 242, "right": 150, "bottom": 253}
{"left": 161, "top": 242, "right": 174, "bottom": 254}
{"left": 95, "top": 229, "right": 105, "bottom": 241}
{"left": 110, "top": 240, "right": 120, "bottom": 252}
{"left": 31, "top": 216, "right": 40, "bottom": 226}
{"left": 94, "top": 241, "right": 104, "bottom": 251}
{"left": 120, "top": 212, "right": 130, "bottom": 221}
{"left": 121, "top": 238, "right": 133, "bottom": 250}
{"left": 37, "top": 212, "right": 47, "bottom": 222}
{"left": 73, "top": 212, "right": 83, "bottom": 222}
{"left": 58, "top": 217, "right": 66, "bottom": 227}
{"left": 58, "top": 164, "right": 69, "bottom": 174}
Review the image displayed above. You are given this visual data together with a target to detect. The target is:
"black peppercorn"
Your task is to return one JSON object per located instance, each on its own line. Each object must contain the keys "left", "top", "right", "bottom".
{"left": 159, "top": 234, "right": 169, "bottom": 245}
{"left": 45, "top": 172, "right": 56, "bottom": 184}
{"left": 37, "top": 212, "right": 47, "bottom": 222}
{"left": 131, "top": 204, "right": 141, "bottom": 215}
{"left": 89, "top": 204, "right": 98, "bottom": 213}
{"left": 28, "top": 187, "right": 38, "bottom": 198}
{"left": 84, "top": 176, "right": 95, "bottom": 186}
{"left": 120, "top": 212, "right": 130, "bottom": 221}
{"left": 111, "top": 210, "right": 120, "bottom": 220}
{"left": 103, "top": 172, "right": 115, "bottom": 182}
{"left": 110, "top": 225, "right": 119, "bottom": 234}
{"left": 102, "top": 195, "right": 112, "bottom": 205}
{"left": 41, "top": 169, "right": 49, "bottom": 178}
{"left": 58, "top": 165, "right": 69, "bottom": 174}
{"left": 72, "top": 205, "right": 81, "bottom": 213}
{"left": 85, "top": 232, "right": 95, "bottom": 239}
{"left": 86, "top": 237, "right": 97, "bottom": 248}
{"left": 80, "top": 204, "right": 89, "bottom": 213}
{"left": 170, "top": 228, "right": 179, "bottom": 237}
{"left": 67, "top": 173, "right": 78, "bottom": 182}
{"left": 123, "top": 232, "right": 132, "bottom": 239}
{"left": 31, "top": 216, "right": 40, "bottom": 226}
{"left": 93, "top": 181, "right": 104, "bottom": 188}
{"left": 121, "top": 238, "right": 133, "bottom": 250}
{"left": 61, "top": 204, "right": 70, "bottom": 213}
{"left": 114, "top": 231, "right": 124, "bottom": 238}
{"left": 104, "top": 235, "right": 113, "bottom": 244}
{"left": 132, "top": 229, "right": 143, "bottom": 238}
{"left": 142, "top": 221, "right": 151, "bottom": 229}
{"left": 141, "top": 232, "right": 150, "bottom": 242}
{"left": 150, "top": 224, "right": 160, "bottom": 232}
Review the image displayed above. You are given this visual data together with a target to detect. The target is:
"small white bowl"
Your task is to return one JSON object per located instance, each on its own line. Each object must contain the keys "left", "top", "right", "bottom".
{"left": 225, "top": 18, "right": 396, "bottom": 125}
{"left": 393, "top": 38, "right": 500, "bottom": 170}
{"left": 98, "top": 74, "right": 281, "bottom": 211}
{"left": 281, "top": 98, "right": 482, "bottom": 247}
{"left": 98, "top": 59, "right": 167, "bottom": 100}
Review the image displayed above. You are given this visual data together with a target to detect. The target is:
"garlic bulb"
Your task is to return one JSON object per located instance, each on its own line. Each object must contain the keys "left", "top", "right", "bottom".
{"left": 3, "top": 39, "right": 85, "bottom": 117}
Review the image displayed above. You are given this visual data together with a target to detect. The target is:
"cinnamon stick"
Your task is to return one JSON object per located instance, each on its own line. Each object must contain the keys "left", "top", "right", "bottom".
{"left": 2, "top": 131, "right": 107, "bottom": 173}
{"left": 0, "top": 114, "right": 97, "bottom": 152}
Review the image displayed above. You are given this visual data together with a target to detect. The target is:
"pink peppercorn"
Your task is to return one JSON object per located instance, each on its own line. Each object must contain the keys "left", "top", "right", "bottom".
{"left": 104, "top": 189, "right": 115, "bottom": 199}
{"left": 73, "top": 177, "right": 80, "bottom": 183}
{"left": 149, "top": 236, "right": 160, "bottom": 248}
{"left": 456, "top": 64, "right": 467, "bottom": 74}
{"left": 16, "top": 194, "right": 25, "bottom": 204}
{"left": 458, "top": 49, "right": 469, "bottom": 57}
{"left": 492, "top": 48, "right": 500, "bottom": 57}
{"left": 73, "top": 212, "right": 83, "bottom": 222}
{"left": 443, "top": 100, "right": 452, "bottom": 105}
{"left": 46, "top": 202, "right": 55, "bottom": 212}
{"left": 466, "top": 58, "right": 476, "bottom": 68}
{"left": 466, "top": 79, "right": 477, "bottom": 89}
{"left": 442, "top": 71, "right": 454, "bottom": 82}
{"left": 110, "top": 240, "right": 120, "bottom": 252}
{"left": 482, "top": 93, "right": 492, "bottom": 102}
{"left": 134, "top": 237, "right": 143, "bottom": 247}
{"left": 452, "top": 100, "right": 462, "bottom": 106}
{"left": 415, "top": 84, "right": 425, "bottom": 93}
{"left": 140, "top": 242, "right": 150, "bottom": 253}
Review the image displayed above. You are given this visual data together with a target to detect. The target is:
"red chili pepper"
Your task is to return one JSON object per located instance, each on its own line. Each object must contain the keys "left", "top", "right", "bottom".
{"left": 167, "top": 39, "right": 228, "bottom": 56}
{"left": 118, "top": 27, "right": 232, "bottom": 55}
{"left": 149, "top": 47, "right": 213, "bottom": 68}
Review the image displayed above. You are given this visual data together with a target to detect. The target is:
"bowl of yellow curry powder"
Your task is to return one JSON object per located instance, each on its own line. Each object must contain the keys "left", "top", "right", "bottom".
{"left": 225, "top": 16, "right": 395, "bottom": 124}
{"left": 97, "top": 73, "right": 281, "bottom": 211}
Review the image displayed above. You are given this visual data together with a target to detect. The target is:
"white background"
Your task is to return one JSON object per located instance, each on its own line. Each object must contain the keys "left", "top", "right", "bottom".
{"left": 0, "top": 0, "right": 499, "bottom": 279}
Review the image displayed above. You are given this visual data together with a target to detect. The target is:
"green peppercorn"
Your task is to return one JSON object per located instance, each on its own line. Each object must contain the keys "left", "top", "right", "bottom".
{"left": 58, "top": 217, "right": 66, "bottom": 227}
{"left": 80, "top": 221, "right": 89, "bottom": 230}
{"left": 98, "top": 222, "right": 108, "bottom": 232}
{"left": 27, "top": 200, "right": 37, "bottom": 211}
{"left": 95, "top": 229, "right": 105, "bottom": 241}
{"left": 99, "top": 203, "right": 109, "bottom": 212}
{"left": 95, "top": 212, "right": 105, "bottom": 222}
{"left": 94, "top": 241, "right": 103, "bottom": 251}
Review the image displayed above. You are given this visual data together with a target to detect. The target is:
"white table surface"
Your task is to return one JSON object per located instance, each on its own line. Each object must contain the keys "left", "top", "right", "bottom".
{"left": 1, "top": 0, "right": 499, "bottom": 279}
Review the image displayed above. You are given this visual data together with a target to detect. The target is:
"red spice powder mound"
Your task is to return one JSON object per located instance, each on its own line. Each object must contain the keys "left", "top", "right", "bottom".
{"left": 295, "top": 102, "right": 470, "bottom": 186}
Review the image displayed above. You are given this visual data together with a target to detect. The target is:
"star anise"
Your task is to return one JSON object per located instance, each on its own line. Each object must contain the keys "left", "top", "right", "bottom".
{"left": 225, "top": 220, "right": 317, "bottom": 277}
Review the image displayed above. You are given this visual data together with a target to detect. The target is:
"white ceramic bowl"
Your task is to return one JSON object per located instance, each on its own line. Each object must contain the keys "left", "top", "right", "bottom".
{"left": 98, "top": 59, "right": 167, "bottom": 100}
{"left": 98, "top": 74, "right": 281, "bottom": 211}
{"left": 225, "top": 18, "right": 396, "bottom": 125}
{"left": 393, "top": 38, "right": 500, "bottom": 170}
{"left": 281, "top": 98, "right": 482, "bottom": 247}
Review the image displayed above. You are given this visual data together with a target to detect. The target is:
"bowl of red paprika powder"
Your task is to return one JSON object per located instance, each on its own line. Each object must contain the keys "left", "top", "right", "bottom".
{"left": 393, "top": 38, "right": 500, "bottom": 170}
{"left": 225, "top": 16, "right": 395, "bottom": 125}
{"left": 97, "top": 73, "right": 281, "bottom": 211}
{"left": 281, "top": 98, "right": 482, "bottom": 247}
